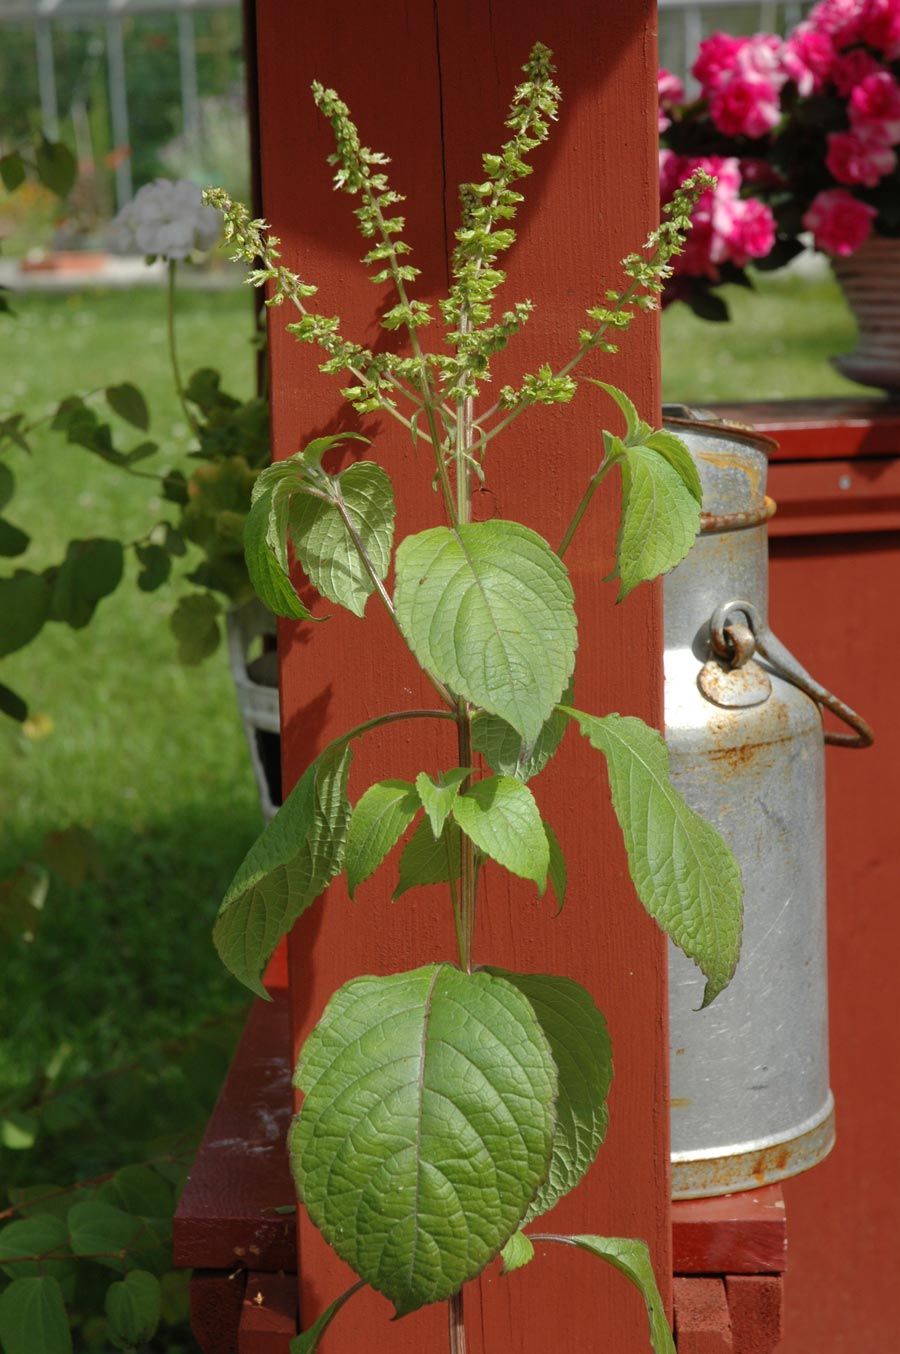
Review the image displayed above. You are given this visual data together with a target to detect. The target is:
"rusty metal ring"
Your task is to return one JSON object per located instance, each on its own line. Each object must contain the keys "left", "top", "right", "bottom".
{"left": 710, "top": 600, "right": 762, "bottom": 662}
{"left": 700, "top": 496, "right": 777, "bottom": 535}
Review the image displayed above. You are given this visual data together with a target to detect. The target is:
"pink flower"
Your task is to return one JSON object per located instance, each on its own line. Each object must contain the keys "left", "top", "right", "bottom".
{"left": 849, "top": 70, "right": 900, "bottom": 142}
{"left": 724, "top": 198, "right": 777, "bottom": 266}
{"left": 783, "top": 26, "right": 836, "bottom": 94}
{"left": 804, "top": 0, "right": 863, "bottom": 48}
{"left": 658, "top": 68, "right": 685, "bottom": 132}
{"left": 660, "top": 153, "right": 775, "bottom": 281}
{"left": 859, "top": 0, "right": 900, "bottom": 58}
{"left": 658, "top": 149, "right": 682, "bottom": 201}
{"left": 831, "top": 49, "right": 883, "bottom": 96}
{"left": 826, "top": 128, "right": 897, "bottom": 185}
{"left": 737, "top": 33, "right": 783, "bottom": 80}
{"left": 802, "top": 187, "right": 878, "bottom": 254}
{"left": 710, "top": 76, "right": 782, "bottom": 138}
{"left": 693, "top": 32, "right": 746, "bottom": 94}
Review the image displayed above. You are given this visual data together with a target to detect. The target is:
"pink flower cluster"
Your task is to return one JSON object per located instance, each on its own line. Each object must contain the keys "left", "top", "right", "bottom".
{"left": 658, "top": 69, "right": 685, "bottom": 133}
{"left": 802, "top": 189, "right": 878, "bottom": 254}
{"left": 660, "top": 151, "right": 776, "bottom": 278}
{"left": 693, "top": 32, "right": 807, "bottom": 139}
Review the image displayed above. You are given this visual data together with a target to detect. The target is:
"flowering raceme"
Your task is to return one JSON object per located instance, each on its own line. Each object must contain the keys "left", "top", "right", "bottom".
{"left": 660, "top": 152, "right": 776, "bottom": 285}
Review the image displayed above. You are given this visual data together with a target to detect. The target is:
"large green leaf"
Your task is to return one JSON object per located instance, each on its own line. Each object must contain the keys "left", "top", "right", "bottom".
{"left": 0, "top": 1277, "right": 72, "bottom": 1354}
{"left": 488, "top": 972, "right": 612, "bottom": 1222}
{"left": 452, "top": 776, "right": 548, "bottom": 889}
{"left": 394, "top": 521, "right": 576, "bottom": 743}
{"left": 289, "top": 462, "right": 394, "bottom": 617}
{"left": 214, "top": 741, "right": 352, "bottom": 995}
{"left": 244, "top": 488, "right": 315, "bottom": 621}
{"left": 105, "top": 1270, "right": 161, "bottom": 1351}
{"left": 471, "top": 693, "right": 569, "bottom": 783}
{"left": 393, "top": 817, "right": 460, "bottom": 899}
{"left": 610, "top": 437, "right": 700, "bottom": 599}
{"left": 67, "top": 1202, "right": 140, "bottom": 1271}
{"left": 563, "top": 709, "right": 742, "bottom": 1005}
{"left": 251, "top": 434, "right": 369, "bottom": 504}
{"left": 536, "top": 1235, "right": 674, "bottom": 1354}
{"left": 345, "top": 779, "right": 419, "bottom": 898}
{"left": 0, "top": 1216, "right": 70, "bottom": 1280}
{"left": 414, "top": 768, "right": 470, "bottom": 838}
{"left": 291, "top": 964, "right": 558, "bottom": 1316}
{"left": 0, "top": 571, "right": 51, "bottom": 657}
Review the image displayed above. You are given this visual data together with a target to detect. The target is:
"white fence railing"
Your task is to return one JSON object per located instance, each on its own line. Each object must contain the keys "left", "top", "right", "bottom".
{"left": 659, "top": 0, "right": 813, "bottom": 87}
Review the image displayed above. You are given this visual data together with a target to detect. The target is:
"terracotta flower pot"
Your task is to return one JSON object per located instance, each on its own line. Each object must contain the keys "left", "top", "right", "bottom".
{"left": 832, "top": 236, "right": 900, "bottom": 397}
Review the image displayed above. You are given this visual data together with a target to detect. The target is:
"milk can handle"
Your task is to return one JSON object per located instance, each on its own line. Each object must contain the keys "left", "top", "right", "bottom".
{"left": 709, "top": 600, "right": 874, "bottom": 749}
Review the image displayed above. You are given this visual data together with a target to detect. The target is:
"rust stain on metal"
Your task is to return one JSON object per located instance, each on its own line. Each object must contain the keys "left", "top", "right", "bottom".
{"left": 670, "top": 1097, "right": 693, "bottom": 1109}
{"left": 696, "top": 447, "right": 763, "bottom": 500}
{"left": 700, "top": 496, "right": 777, "bottom": 535}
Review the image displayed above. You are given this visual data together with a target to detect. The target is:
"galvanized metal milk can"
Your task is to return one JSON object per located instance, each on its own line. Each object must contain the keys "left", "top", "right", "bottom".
{"left": 663, "top": 408, "right": 872, "bottom": 1200}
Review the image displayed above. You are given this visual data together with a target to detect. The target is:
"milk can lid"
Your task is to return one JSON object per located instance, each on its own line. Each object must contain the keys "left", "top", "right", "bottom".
{"left": 662, "top": 404, "right": 778, "bottom": 455}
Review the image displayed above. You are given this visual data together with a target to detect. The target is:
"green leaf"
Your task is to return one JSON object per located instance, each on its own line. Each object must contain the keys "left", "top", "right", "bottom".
{"left": 244, "top": 489, "right": 315, "bottom": 621}
{"left": 394, "top": 521, "right": 576, "bottom": 742}
{"left": 169, "top": 593, "right": 221, "bottom": 665}
{"left": 345, "top": 779, "right": 420, "bottom": 899}
{"left": 214, "top": 740, "right": 352, "bottom": 995}
{"left": 0, "top": 1277, "right": 72, "bottom": 1354}
{"left": 0, "top": 461, "right": 14, "bottom": 511}
{"left": 0, "top": 1216, "right": 69, "bottom": 1279}
{"left": 289, "top": 1282, "right": 363, "bottom": 1354}
{"left": 393, "top": 817, "right": 461, "bottom": 899}
{"left": 0, "top": 518, "right": 29, "bottom": 557}
{"left": 0, "top": 152, "right": 26, "bottom": 193}
{"left": 544, "top": 822, "right": 566, "bottom": 914}
{"left": 643, "top": 428, "right": 702, "bottom": 504}
{"left": 562, "top": 710, "right": 742, "bottom": 1005}
{"left": 35, "top": 138, "right": 77, "bottom": 197}
{"left": 0, "top": 1111, "right": 39, "bottom": 1150}
{"left": 0, "top": 864, "right": 49, "bottom": 944}
{"left": 489, "top": 971, "right": 612, "bottom": 1222}
{"left": 291, "top": 964, "right": 558, "bottom": 1316}
{"left": 612, "top": 444, "right": 700, "bottom": 599}
{"left": 105, "top": 383, "right": 150, "bottom": 432}
{"left": 251, "top": 434, "right": 369, "bottom": 504}
{"left": 134, "top": 543, "right": 171, "bottom": 593}
{"left": 414, "top": 768, "right": 470, "bottom": 838}
{"left": 471, "top": 690, "right": 570, "bottom": 782}
{"left": 68, "top": 1202, "right": 140, "bottom": 1272}
{"left": 289, "top": 462, "right": 395, "bottom": 617}
{"left": 549, "top": 1235, "right": 674, "bottom": 1354}
{"left": 500, "top": 1230, "right": 534, "bottom": 1274}
{"left": 124, "top": 441, "right": 158, "bottom": 466}
{"left": 0, "top": 571, "right": 51, "bottom": 657}
{"left": 48, "top": 539, "right": 124, "bottom": 629}
{"left": 0, "top": 681, "right": 27, "bottom": 723}
{"left": 589, "top": 380, "right": 647, "bottom": 443}
{"left": 99, "top": 1166, "right": 172, "bottom": 1220}
{"left": 452, "top": 776, "right": 548, "bottom": 890}
{"left": 105, "top": 1271, "right": 161, "bottom": 1350}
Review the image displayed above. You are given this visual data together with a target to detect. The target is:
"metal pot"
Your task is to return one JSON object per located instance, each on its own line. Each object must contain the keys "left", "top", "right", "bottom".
{"left": 663, "top": 407, "right": 871, "bottom": 1199}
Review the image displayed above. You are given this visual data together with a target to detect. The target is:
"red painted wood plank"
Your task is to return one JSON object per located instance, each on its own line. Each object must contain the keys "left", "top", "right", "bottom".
{"left": 672, "top": 1188, "right": 787, "bottom": 1276}
{"left": 724, "top": 1277, "right": 784, "bottom": 1354}
{"left": 256, "top": 2, "right": 670, "bottom": 1350}
{"left": 673, "top": 1278, "right": 733, "bottom": 1353}
{"left": 767, "top": 457, "right": 900, "bottom": 536}
{"left": 174, "top": 990, "right": 295, "bottom": 1273}
{"left": 189, "top": 1269, "right": 247, "bottom": 1354}
{"left": 239, "top": 1273, "right": 298, "bottom": 1353}
{"left": 712, "top": 399, "right": 900, "bottom": 462}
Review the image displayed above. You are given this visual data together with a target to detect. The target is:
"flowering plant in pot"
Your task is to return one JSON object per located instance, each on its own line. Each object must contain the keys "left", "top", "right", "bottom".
{"left": 205, "top": 43, "right": 743, "bottom": 1354}
{"left": 659, "top": 0, "right": 900, "bottom": 386}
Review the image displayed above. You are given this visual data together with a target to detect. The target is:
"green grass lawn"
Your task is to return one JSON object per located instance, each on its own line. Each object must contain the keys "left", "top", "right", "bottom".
{"left": 0, "top": 267, "right": 864, "bottom": 1349}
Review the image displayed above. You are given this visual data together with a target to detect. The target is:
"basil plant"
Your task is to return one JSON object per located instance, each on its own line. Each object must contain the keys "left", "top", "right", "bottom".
{"left": 205, "top": 43, "right": 741, "bottom": 1354}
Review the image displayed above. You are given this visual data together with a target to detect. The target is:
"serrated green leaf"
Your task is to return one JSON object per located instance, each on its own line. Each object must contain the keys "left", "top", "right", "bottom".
{"left": 544, "top": 822, "right": 566, "bottom": 914}
{"left": 0, "top": 571, "right": 51, "bottom": 657}
{"left": 488, "top": 971, "right": 612, "bottom": 1222}
{"left": 394, "top": 521, "right": 576, "bottom": 742}
{"left": 0, "top": 681, "right": 27, "bottom": 723}
{"left": 105, "top": 1270, "right": 161, "bottom": 1350}
{"left": 35, "top": 138, "right": 77, "bottom": 197}
{"left": 612, "top": 444, "right": 700, "bottom": 599}
{"left": 589, "top": 380, "right": 649, "bottom": 444}
{"left": 471, "top": 684, "right": 571, "bottom": 782}
{"left": 393, "top": 817, "right": 461, "bottom": 899}
{"left": 0, "top": 152, "right": 26, "bottom": 193}
{"left": 501, "top": 1230, "right": 534, "bottom": 1274}
{"left": 452, "top": 776, "right": 548, "bottom": 889}
{"left": 291, "top": 964, "right": 558, "bottom": 1316}
{"left": 105, "top": 383, "right": 150, "bottom": 432}
{"left": 289, "top": 462, "right": 394, "bottom": 617}
{"left": 562, "top": 710, "right": 742, "bottom": 1005}
{"left": 543, "top": 1235, "right": 674, "bottom": 1354}
{"left": 244, "top": 489, "right": 316, "bottom": 621}
{"left": 0, "top": 1276, "right": 72, "bottom": 1354}
{"left": 414, "top": 768, "right": 470, "bottom": 838}
{"left": 289, "top": 1282, "right": 363, "bottom": 1354}
{"left": 251, "top": 434, "right": 369, "bottom": 505}
{"left": 345, "top": 779, "right": 419, "bottom": 898}
{"left": 0, "top": 518, "right": 29, "bottom": 557}
{"left": 169, "top": 593, "right": 221, "bottom": 664}
{"left": 48, "top": 539, "right": 124, "bottom": 629}
{"left": 644, "top": 428, "right": 702, "bottom": 503}
{"left": 68, "top": 1202, "right": 140, "bottom": 1271}
{"left": 0, "top": 1216, "right": 69, "bottom": 1279}
{"left": 214, "top": 741, "right": 352, "bottom": 995}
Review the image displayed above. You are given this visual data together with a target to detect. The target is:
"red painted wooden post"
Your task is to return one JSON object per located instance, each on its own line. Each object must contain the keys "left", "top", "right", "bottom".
{"left": 256, "top": 3, "right": 669, "bottom": 1349}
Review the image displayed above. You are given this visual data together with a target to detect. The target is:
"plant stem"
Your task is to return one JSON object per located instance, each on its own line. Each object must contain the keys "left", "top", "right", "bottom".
{"left": 556, "top": 457, "right": 616, "bottom": 559}
{"left": 448, "top": 1290, "right": 467, "bottom": 1354}
{"left": 166, "top": 260, "right": 201, "bottom": 438}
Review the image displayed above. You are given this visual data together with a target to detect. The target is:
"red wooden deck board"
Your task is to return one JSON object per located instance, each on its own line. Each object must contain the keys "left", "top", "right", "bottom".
{"left": 712, "top": 399, "right": 900, "bottom": 462}
{"left": 672, "top": 1188, "right": 786, "bottom": 1276}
